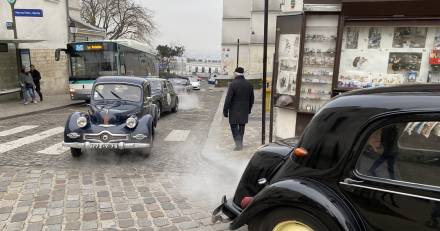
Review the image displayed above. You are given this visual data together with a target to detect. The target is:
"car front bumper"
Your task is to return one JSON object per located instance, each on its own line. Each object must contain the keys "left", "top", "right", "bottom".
{"left": 63, "top": 142, "right": 150, "bottom": 149}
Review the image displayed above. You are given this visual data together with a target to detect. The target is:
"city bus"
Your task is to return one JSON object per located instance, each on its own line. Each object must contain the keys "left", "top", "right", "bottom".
{"left": 56, "top": 40, "right": 159, "bottom": 101}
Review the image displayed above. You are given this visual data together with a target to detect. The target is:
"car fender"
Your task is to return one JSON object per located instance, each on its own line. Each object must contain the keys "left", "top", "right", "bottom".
{"left": 135, "top": 114, "right": 154, "bottom": 136}
{"left": 230, "top": 178, "right": 363, "bottom": 231}
{"left": 64, "top": 112, "right": 87, "bottom": 142}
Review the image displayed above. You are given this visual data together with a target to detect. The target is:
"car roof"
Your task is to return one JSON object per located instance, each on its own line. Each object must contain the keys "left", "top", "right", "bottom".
{"left": 297, "top": 84, "right": 440, "bottom": 169}
{"left": 143, "top": 77, "right": 166, "bottom": 82}
{"left": 95, "top": 76, "right": 148, "bottom": 85}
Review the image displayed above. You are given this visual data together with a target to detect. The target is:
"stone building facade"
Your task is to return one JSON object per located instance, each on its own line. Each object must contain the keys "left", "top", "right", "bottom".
{"left": 0, "top": 0, "right": 104, "bottom": 100}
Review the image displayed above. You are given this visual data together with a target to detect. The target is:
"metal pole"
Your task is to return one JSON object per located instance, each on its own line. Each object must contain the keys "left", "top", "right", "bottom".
{"left": 236, "top": 38, "right": 240, "bottom": 68}
{"left": 262, "top": 0, "right": 268, "bottom": 145}
{"left": 10, "top": 2, "right": 17, "bottom": 39}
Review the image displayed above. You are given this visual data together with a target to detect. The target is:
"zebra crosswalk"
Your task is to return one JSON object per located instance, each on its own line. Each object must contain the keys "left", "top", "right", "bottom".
{"left": 0, "top": 124, "right": 193, "bottom": 156}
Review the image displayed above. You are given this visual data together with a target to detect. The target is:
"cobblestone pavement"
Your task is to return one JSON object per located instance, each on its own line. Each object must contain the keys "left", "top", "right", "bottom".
{"left": 0, "top": 84, "right": 259, "bottom": 230}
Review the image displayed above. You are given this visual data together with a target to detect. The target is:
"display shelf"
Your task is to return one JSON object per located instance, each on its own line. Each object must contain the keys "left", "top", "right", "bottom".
{"left": 299, "top": 14, "right": 338, "bottom": 115}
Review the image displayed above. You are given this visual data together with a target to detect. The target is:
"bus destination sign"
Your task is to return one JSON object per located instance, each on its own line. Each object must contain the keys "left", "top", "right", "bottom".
{"left": 74, "top": 44, "right": 104, "bottom": 52}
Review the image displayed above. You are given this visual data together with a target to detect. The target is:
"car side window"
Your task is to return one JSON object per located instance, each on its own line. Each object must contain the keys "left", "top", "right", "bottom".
{"left": 356, "top": 121, "right": 440, "bottom": 187}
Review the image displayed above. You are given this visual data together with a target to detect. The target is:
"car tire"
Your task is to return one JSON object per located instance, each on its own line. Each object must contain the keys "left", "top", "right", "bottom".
{"left": 172, "top": 98, "right": 179, "bottom": 113}
{"left": 140, "top": 132, "right": 154, "bottom": 158}
{"left": 71, "top": 148, "right": 82, "bottom": 158}
{"left": 248, "top": 207, "right": 330, "bottom": 231}
{"left": 155, "top": 102, "right": 162, "bottom": 119}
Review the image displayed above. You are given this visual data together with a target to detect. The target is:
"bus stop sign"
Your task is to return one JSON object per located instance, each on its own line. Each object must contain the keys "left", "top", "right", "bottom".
{"left": 6, "top": 0, "right": 17, "bottom": 4}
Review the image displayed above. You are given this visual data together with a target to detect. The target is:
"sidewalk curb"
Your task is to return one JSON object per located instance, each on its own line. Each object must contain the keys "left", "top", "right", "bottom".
{"left": 0, "top": 101, "right": 84, "bottom": 121}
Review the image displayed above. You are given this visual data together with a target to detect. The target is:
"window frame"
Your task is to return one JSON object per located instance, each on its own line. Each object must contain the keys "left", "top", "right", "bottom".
{"left": 350, "top": 111, "right": 440, "bottom": 192}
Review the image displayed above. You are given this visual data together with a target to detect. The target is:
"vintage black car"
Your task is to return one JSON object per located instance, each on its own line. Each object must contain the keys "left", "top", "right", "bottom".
{"left": 63, "top": 76, "right": 156, "bottom": 158}
{"left": 144, "top": 77, "right": 179, "bottom": 117}
{"left": 213, "top": 84, "right": 440, "bottom": 231}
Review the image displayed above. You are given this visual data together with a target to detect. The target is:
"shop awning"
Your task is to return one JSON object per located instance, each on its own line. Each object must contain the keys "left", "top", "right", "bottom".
{"left": 70, "top": 16, "right": 106, "bottom": 37}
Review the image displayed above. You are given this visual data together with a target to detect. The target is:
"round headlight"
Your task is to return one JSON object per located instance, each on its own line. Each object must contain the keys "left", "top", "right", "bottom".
{"left": 76, "top": 116, "right": 88, "bottom": 128}
{"left": 126, "top": 117, "right": 137, "bottom": 129}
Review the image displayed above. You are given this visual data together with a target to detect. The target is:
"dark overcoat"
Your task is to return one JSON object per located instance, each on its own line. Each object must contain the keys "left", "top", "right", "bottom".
{"left": 223, "top": 76, "right": 255, "bottom": 124}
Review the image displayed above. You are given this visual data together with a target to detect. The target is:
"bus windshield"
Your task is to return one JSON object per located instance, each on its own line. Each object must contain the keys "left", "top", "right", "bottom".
{"left": 71, "top": 51, "right": 118, "bottom": 79}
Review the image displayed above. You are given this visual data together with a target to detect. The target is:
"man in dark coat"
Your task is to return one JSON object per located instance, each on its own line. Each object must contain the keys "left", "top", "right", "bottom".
{"left": 30, "top": 65, "right": 43, "bottom": 101}
{"left": 223, "top": 67, "right": 255, "bottom": 151}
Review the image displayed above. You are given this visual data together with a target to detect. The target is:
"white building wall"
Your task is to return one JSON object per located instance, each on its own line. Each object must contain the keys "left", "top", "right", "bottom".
{"left": 0, "top": 0, "right": 69, "bottom": 95}
{"left": 223, "top": 0, "right": 252, "bottom": 18}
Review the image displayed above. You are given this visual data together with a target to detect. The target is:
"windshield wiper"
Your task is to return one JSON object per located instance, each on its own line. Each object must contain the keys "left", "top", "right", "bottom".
{"left": 95, "top": 90, "right": 105, "bottom": 100}
{"left": 110, "top": 91, "right": 122, "bottom": 100}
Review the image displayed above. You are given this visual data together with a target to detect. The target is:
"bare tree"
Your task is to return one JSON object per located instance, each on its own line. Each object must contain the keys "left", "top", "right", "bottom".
{"left": 80, "top": 0, "right": 155, "bottom": 42}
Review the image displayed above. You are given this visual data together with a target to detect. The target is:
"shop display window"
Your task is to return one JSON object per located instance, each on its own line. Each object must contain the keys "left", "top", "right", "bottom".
{"left": 299, "top": 15, "right": 338, "bottom": 113}
{"left": 275, "top": 33, "right": 301, "bottom": 109}
{"left": 338, "top": 26, "right": 440, "bottom": 90}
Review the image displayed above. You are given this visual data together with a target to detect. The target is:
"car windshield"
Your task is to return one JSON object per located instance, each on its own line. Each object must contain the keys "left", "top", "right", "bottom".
{"left": 169, "top": 78, "right": 188, "bottom": 85}
{"left": 93, "top": 84, "right": 142, "bottom": 102}
{"left": 149, "top": 80, "right": 162, "bottom": 94}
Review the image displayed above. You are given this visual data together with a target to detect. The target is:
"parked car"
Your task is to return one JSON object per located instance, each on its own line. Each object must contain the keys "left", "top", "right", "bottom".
{"left": 63, "top": 76, "right": 156, "bottom": 158}
{"left": 168, "top": 76, "right": 192, "bottom": 94}
{"left": 144, "top": 77, "right": 179, "bottom": 118}
{"left": 213, "top": 84, "right": 440, "bottom": 231}
{"left": 190, "top": 77, "right": 201, "bottom": 90}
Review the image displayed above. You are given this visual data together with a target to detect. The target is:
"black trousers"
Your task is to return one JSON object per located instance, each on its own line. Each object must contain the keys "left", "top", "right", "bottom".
{"left": 34, "top": 81, "right": 43, "bottom": 101}
{"left": 230, "top": 124, "right": 245, "bottom": 147}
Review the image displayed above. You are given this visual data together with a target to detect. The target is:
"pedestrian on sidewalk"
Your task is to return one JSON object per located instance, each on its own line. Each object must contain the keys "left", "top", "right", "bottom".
{"left": 30, "top": 64, "right": 43, "bottom": 101}
{"left": 223, "top": 67, "right": 255, "bottom": 151}
{"left": 19, "top": 67, "right": 37, "bottom": 105}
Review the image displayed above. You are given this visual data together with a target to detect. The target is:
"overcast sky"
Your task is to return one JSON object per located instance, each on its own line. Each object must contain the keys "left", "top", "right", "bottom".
{"left": 140, "top": 0, "right": 223, "bottom": 59}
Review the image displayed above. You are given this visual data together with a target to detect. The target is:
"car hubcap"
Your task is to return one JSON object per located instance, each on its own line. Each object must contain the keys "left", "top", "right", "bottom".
{"left": 272, "top": 221, "right": 313, "bottom": 231}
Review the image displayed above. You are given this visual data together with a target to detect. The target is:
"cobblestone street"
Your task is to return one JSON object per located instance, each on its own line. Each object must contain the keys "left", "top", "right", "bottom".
{"left": 0, "top": 86, "right": 258, "bottom": 230}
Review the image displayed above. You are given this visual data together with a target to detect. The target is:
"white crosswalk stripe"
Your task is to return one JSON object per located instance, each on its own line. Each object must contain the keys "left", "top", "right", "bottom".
{"left": 0, "top": 125, "right": 39, "bottom": 137}
{"left": 0, "top": 127, "right": 64, "bottom": 154}
{"left": 37, "top": 142, "right": 69, "bottom": 155}
{"left": 164, "top": 130, "right": 191, "bottom": 142}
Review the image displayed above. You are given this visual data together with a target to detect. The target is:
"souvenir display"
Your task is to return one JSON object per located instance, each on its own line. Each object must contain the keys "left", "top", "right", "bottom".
{"left": 276, "top": 34, "right": 300, "bottom": 98}
{"left": 299, "top": 15, "right": 338, "bottom": 113}
{"left": 339, "top": 26, "right": 440, "bottom": 89}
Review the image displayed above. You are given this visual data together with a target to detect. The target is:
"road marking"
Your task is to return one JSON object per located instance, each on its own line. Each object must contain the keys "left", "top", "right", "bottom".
{"left": 37, "top": 142, "right": 69, "bottom": 155}
{"left": 164, "top": 130, "right": 191, "bottom": 142}
{"left": 0, "top": 127, "right": 64, "bottom": 154}
{"left": 0, "top": 125, "right": 39, "bottom": 137}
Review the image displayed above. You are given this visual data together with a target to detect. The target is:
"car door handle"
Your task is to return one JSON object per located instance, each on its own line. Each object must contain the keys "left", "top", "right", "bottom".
{"left": 342, "top": 178, "right": 364, "bottom": 184}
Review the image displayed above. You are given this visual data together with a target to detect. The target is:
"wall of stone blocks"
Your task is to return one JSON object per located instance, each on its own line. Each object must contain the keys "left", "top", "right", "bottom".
{"left": 0, "top": 46, "right": 19, "bottom": 90}
{"left": 30, "top": 49, "right": 69, "bottom": 95}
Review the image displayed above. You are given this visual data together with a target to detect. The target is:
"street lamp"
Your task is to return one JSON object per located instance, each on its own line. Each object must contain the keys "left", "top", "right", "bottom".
{"left": 69, "top": 22, "right": 78, "bottom": 42}
{"left": 262, "top": 0, "right": 268, "bottom": 144}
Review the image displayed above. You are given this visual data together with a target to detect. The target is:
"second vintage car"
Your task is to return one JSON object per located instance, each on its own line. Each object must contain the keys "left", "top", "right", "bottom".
{"left": 63, "top": 76, "right": 156, "bottom": 158}
{"left": 213, "top": 84, "right": 440, "bottom": 231}
{"left": 144, "top": 77, "right": 179, "bottom": 118}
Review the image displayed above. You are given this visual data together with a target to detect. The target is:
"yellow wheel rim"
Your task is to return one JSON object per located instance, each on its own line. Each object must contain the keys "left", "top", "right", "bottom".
{"left": 272, "top": 221, "right": 314, "bottom": 231}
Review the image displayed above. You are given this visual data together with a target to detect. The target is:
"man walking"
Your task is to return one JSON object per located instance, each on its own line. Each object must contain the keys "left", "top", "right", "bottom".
{"left": 30, "top": 65, "right": 43, "bottom": 101}
{"left": 223, "top": 67, "right": 255, "bottom": 151}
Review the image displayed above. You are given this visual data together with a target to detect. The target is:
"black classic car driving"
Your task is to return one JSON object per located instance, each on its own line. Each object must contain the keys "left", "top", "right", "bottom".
{"left": 167, "top": 76, "right": 192, "bottom": 94}
{"left": 63, "top": 76, "right": 156, "bottom": 158}
{"left": 213, "top": 84, "right": 440, "bottom": 231}
{"left": 145, "top": 77, "right": 179, "bottom": 118}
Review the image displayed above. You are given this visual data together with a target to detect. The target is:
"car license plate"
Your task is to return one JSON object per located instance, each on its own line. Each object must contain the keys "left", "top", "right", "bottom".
{"left": 88, "top": 143, "right": 118, "bottom": 149}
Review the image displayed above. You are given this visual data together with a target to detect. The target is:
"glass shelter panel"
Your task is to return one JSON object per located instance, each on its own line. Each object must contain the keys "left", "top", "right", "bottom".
{"left": 299, "top": 15, "right": 338, "bottom": 113}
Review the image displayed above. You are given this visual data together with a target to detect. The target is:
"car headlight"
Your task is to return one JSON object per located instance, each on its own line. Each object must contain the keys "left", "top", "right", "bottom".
{"left": 126, "top": 117, "right": 137, "bottom": 129}
{"left": 76, "top": 116, "right": 88, "bottom": 128}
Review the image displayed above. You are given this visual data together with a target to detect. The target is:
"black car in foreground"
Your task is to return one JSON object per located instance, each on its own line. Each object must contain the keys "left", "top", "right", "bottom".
{"left": 63, "top": 76, "right": 156, "bottom": 158}
{"left": 213, "top": 84, "right": 440, "bottom": 231}
{"left": 145, "top": 77, "right": 179, "bottom": 117}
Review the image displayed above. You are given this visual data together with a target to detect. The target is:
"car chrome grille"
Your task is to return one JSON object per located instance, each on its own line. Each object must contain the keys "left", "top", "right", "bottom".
{"left": 84, "top": 131, "right": 129, "bottom": 143}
